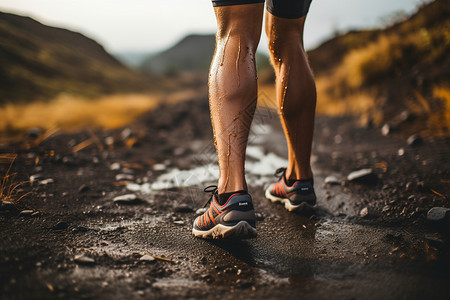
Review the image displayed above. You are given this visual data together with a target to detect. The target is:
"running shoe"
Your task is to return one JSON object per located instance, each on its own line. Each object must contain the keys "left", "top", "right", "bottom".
{"left": 265, "top": 168, "right": 316, "bottom": 212}
{"left": 192, "top": 185, "right": 257, "bottom": 239}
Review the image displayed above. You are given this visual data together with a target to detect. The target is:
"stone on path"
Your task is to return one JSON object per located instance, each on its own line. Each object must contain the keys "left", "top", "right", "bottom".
{"left": 426, "top": 207, "right": 450, "bottom": 224}
{"left": 347, "top": 169, "right": 378, "bottom": 184}
{"left": 113, "top": 194, "right": 143, "bottom": 205}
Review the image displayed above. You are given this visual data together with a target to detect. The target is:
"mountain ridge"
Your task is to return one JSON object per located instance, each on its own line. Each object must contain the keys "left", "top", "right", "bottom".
{"left": 0, "top": 11, "right": 152, "bottom": 104}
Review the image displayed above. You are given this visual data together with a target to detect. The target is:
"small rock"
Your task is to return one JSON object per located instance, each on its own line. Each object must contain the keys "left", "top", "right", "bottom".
{"left": 324, "top": 175, "right": 340, "bottom": 185}
{"left": 139, "top": 255, "right": 156, "bottom": 262}
{"left": 153, "top": 163, "right": 166, "bottom": 171}
{"left": 398, "top": 110, "right": 416, "bottom": 123}
{"left": 347, "top": 169, "right": 378, "bottom": 185}
{"left": 72, "top": 225, "right": 90, "bottom": 233}
{"left": 39, "top": 178, "right": 54, "bottom": 185}
{"left": 74, "top": 254, "right": 95, "bottom": 265}
{"left": 173, "top": 220, "right": 185, "bottom": 225}
{"left": 405, "top": 182, "right": 414, "bottom": 191}
{"left": 397, "top": 148, "right": 405, "bottom": 156}
{"left": 360, "top": 207, "right": 369, "bottom": 218}
{"left": 381, "top": 124, "right": 394, "bottom": 136}
{"left": 255, "top": 212, "right": 265, "bottom": 221}
{"left": 121, "top": 128, "right": 132, "bottom": 140}
{"left": 28, "top": 127, "right": 41, "bottom": 138}
{"left": 19, "top": 210, "right": 34, "bottom": 217}
{"left": 115, "top": 174, "right": 134, "bottom": 181}
{"left": 78, "top": 184, "right": 89, "bottom": 193}
{"left": 104, "top": 136, "right": 114, "bottom": 147}
{"left": 29, "top": 174, "right": 42, "bottom": 183}
{"left": 110, "top": 162, "right": 121, "bottom": 171}
{"left": 174, "top": 204, "right": 194, "bottom": 213}
{"left": 54, "top": 221, "right": 69, "bottom": 230}
{"left": 31, "top": 211, "right": 41, "bottom": 217}
{"left": 407, "top": 134, "right": 423, "bottom": 147}
{"left": 334, "top": 134, "right": 343, "bottom": 144}
{"left": 382, "top": 205, "right": 391, "bottom": 213}
{"left": 426, "top": 207, "right": 450, "bottom": 223}
{"left": 113, "top": 194, "right": 143, "bottom": 205}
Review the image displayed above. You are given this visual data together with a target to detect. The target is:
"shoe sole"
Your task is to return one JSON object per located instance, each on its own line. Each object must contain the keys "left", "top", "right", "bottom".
{"left": 265, "top": 188, "right": 315, "bottom": 212}
{"left": 192, "top": 220, "right": 257, "bottom": 240}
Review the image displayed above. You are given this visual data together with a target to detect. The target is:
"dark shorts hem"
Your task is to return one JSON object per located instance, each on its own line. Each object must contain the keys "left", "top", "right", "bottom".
{"left": 266, "top": 5, "right": 309, "bottom": 19}
{"left": 212, "top": 0, "right": 265, "bottom": 7}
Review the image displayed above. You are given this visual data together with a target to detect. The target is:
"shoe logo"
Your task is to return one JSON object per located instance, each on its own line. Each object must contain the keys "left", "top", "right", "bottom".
{"left": 239, "top": 202, "right": 248, "bottom": 206}
{"left": 301, "top": 188, "right": 309, "bottom": 191}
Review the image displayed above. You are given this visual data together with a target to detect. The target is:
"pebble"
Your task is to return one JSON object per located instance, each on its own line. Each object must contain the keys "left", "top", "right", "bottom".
{"left": 74, "top": 255, "right": 95, "bottom": 265}
{"left": 426, "top": 207, "right": 450, "bottom": 223}
{"left": 139, "top": 255, "right": 156, "bottom": 262}
{"left": 110, "top": 162, "right": 121, "bottom": 171}
{"left": 29, "top": 174, "right": 42, "bottom": 183}
{"left": 255, "top": 212, "right": 265, "bottom": 221}
{"left": 324, "top": 175, "right": 340, "bottom": 185}
{"left": 347, "top": 169, "right": 377, "bottom": 184}
{"left": 28, "top": 127, "right": 41, "bottom": 138}
{"left": 121, "top": 128, "right": 132, "bottom": 140}
{"left": 381, "top": 124, "right": 393, "bottom": 136}
{"left": 174, "top": 204, "right": 194, "bottom": 213}
{"left": 78, "top": 184, "right": 89, "bottom": 193}
{"left": 407, "top": 134, "right": 423, "bottom": 147}
{"left": 153, "top": 164, "right": 166, "bottom": 171}
{"left": 382, "top": 205, "right": 391, "bottom": 213}
{"left": 19, "top": 210, "right": 34, "bottom": 217}
{"left": 173, "top": 220, "right": 185, "bottom": 225}
{"left": 104, "top": 136, "right": 114, "bottom": 147}
{"left": 113, "top": 194, "right": 142, "bottom": 205}
{"left": 397, "top": 148, "right": 405, "bottom": 156}
{"left": 39, "top": 178, "right": 54, "bottom": 185}
{"left": 115, "top": 174, "right": 134, "bottom": 181}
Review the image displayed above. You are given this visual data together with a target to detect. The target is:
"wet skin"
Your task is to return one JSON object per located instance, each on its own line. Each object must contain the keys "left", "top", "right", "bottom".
{"left": 209, "top": 3, "right": 316, "bottom": 194}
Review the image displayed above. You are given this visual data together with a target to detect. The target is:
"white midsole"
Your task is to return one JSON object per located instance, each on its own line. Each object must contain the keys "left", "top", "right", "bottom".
{"left": 265, "top": 188, "right": 313, "bottom": 212}
{"left": 192, "top": 220, "right": 256, "bottom": 239}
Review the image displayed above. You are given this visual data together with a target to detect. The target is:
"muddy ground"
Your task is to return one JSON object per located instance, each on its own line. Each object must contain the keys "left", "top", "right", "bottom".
{"left": 1, "top": 96, "right": 449, "bottom": 299}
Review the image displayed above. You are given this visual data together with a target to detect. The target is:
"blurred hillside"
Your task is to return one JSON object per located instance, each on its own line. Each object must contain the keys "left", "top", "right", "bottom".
{"left": 140, "top": 34, "right": 215, "bottom": 76}
{"left": 307, "top": 0, "right": 450, "bottom": 135}
{"left": 0, "top": 11, "right": 153, "bottom": 104}
{"left": 138, "top": 34, "right": 271, "bottom": 76}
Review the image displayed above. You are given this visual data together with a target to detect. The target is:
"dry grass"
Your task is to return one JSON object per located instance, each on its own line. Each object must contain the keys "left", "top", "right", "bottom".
{"left": 0, "top": 153, "right": 30, "bottom": 204}
{"left": 0, "top": 93, "right": 160, "bottom": 138}
{"left": 431, "top": 86, "right": 450, "bottom": 135}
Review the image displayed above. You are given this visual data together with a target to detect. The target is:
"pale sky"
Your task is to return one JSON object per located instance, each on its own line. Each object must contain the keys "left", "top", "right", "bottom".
{"left": 0, "top": 0, "right": 429, "bottom": 54}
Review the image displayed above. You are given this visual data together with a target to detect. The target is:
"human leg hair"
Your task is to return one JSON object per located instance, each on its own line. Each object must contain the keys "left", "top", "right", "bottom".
{"left": 265, "top": 11, "right": 317, "bottom": 181}
{"left": 209, "top": 3, "right": 264, "bottom": 193}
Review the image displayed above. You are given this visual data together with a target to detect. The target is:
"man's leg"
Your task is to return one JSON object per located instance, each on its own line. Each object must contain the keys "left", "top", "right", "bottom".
{"left": 263, "top": 5, "right": 317, "bottom": 212}
{"left": 191, "top": 3, "right": 263, "bottom": 239}
{"left": 265, "top": 12, "right": 316, "bottom": 182}
{"left": 209, "top": 3, "right": 264, "bottom": 194}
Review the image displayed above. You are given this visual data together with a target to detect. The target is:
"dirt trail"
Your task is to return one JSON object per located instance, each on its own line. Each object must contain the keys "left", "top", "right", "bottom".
{"left": 1, "top": 97, "right": 449, "bottom": 299}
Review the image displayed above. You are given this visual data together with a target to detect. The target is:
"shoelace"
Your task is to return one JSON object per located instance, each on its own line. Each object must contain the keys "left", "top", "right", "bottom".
{"left": 203, "top": 185, "right": 218, "bottom": 208}
{"left": 274, "top": 167, "right": 286, "bottom": 179}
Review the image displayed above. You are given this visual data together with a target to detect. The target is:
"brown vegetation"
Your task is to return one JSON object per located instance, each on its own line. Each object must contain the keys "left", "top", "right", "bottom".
{"left": 305, "top": 0, "right": 450, "bottom": 135}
